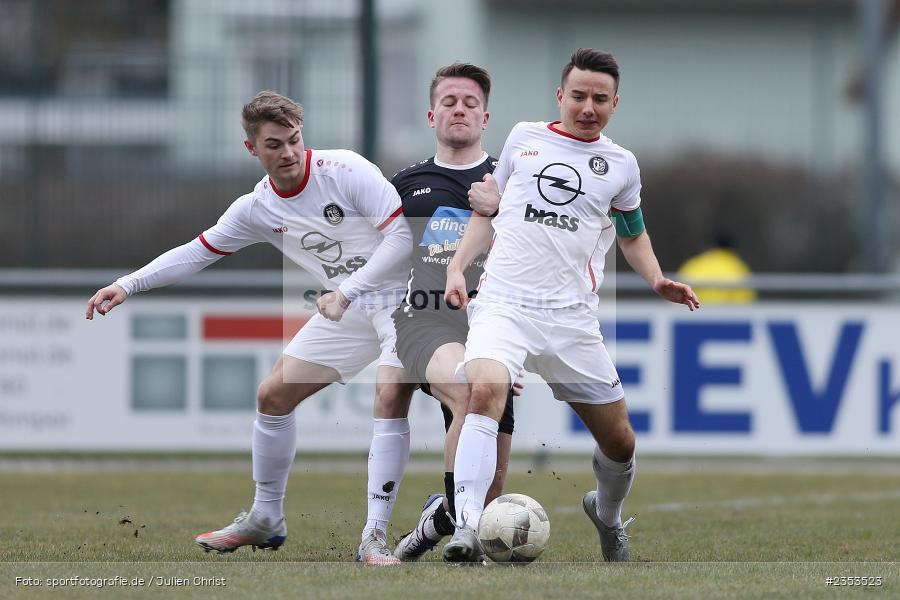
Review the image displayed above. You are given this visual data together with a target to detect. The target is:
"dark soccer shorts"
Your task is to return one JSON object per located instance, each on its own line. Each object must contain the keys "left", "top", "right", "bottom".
{"left": 392, "top": 304, "right": 514, "bottom": 435}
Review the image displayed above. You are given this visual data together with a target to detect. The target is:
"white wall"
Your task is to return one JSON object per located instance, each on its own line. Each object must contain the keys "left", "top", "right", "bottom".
{"left": 2, "top": 296, "right": 898, "bottom": 455}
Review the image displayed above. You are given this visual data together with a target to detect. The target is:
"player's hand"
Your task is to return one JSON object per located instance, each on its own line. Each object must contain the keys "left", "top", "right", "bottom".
{"left": 512, "top": 368, "right": 526, "bottom": 397}
{"left": 86, "top": 283, "right": 128, "bottom": 320}
{"left": 468, "top": 173, "right": 501, "bottom": 216}
{"left": 444, "top": 267, "right": 469, "bottom": 309}
{"left": 317, "top": 290, "right": 350, "bottom": 321}
{"left": 653, "top": 278, "right": 700, "bottom": 311}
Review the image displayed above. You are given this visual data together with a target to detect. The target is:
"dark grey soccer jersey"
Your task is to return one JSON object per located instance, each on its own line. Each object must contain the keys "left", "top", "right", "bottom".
{"left": 391, "top": 153, "right": 496, "bottom": 309}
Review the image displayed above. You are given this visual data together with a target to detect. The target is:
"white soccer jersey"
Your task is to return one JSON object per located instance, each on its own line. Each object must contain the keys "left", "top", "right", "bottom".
{"left": 478, "top": 121, "right": 642, "bottom": 309}
{"left": 200, "top": 148, "right": 409, "bottom": 299}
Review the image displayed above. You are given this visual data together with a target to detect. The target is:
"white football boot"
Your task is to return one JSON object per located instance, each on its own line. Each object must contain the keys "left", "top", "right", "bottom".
{"left": 356, "top": 529, "right": 401, "bottom": 565}
{"left": 582, "top": 491, "right": 634, "bottom": 562}
{"left": 195, "top": 510, "right": 287, "bottom": 554}
{"left": 393, "top": 493, "right": 445, "bottom": 561}
{"left": 442, "top": 525, "right": 485, "bottom": 564}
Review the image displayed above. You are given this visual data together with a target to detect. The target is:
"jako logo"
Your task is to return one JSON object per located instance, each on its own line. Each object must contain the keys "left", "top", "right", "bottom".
{"left": 412, "top": 187, "right": 431, "bottom": 196}
{"left": 524, "top": 203, "right": 579, "bottom": 231}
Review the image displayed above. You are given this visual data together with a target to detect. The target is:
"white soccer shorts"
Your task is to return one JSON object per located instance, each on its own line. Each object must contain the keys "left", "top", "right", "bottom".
{"left": 462, "top": 300, "right": 624, "bottom": 404}
{"left": 283, "top": 302, "right": 403, "bottom": 383}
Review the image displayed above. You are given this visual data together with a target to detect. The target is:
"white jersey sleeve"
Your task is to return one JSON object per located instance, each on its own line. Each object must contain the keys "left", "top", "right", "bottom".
{"left": 341, "top": 152, "right": 405, "bottom": 229}
{"left": 334, "top": 151, "right": 411, "bottom": 302}
{"left": 491, "top": 122, "right": 525, "bottom": 195}
{"left": 198, "top": 194, "right": 262, "bottom": 255}
{"left": 114, "top": 194, "right": 262, "bottom": 296}
{"left": 337, "top": 215, "right": 412, "bottom": 302}
{"left": 114, "top": 237, "right": 223, "bottom": 296}
{"left": 610, "top": 150, "right": 642, "bottom": 212}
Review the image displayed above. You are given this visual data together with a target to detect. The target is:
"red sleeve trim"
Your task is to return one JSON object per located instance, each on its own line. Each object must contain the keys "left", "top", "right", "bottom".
{"left": 199, "top": 233, "right": 232, "bottom": 256}
{"left": 376, "top": 206, "right": 403, "bottom": 231}
{"left": 588, "top": 260, "right": 597, "bottom": 292}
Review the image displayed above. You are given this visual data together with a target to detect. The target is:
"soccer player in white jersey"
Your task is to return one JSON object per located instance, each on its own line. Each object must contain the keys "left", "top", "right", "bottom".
{"left": 85, "top": 91, "right": 418, "bottom": 565}
{"left": 442, "top": 49, "right": 700, "bottom": 563}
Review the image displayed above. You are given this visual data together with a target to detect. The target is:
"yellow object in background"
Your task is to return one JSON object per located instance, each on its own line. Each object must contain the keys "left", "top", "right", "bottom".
{"left": 678, "top": 248, "right": 757, "bottom": 304}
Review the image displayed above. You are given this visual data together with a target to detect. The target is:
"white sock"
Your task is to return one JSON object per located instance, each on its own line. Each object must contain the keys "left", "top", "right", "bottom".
{"left": 422, "top": 517, "right": 442, "bottom": 542}
{"left": 591, "top": 446, "right": 635, "bottom": 528}
{"left": 453, "top": 414, "right": 499, "bottom": 529}
{"left": 251, "top": 411, "right": 297, "bottom": 525}
{"left": 363, "top": 418, "right": 410, "bottom": 540}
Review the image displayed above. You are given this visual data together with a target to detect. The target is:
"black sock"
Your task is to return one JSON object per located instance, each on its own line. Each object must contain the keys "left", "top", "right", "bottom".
{"left": 428, "top": 472, "right": 455, "bottom": 535}
{"left": 432, "top": 502, "right": 454, "bottom": 536}
{"left": 444, "top": 471, "right": 456, "bottom": 517}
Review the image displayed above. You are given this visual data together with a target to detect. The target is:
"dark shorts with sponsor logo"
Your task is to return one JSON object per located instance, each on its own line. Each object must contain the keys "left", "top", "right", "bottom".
{"left": 392, "top": 302, "right": 514, "bottom": 435}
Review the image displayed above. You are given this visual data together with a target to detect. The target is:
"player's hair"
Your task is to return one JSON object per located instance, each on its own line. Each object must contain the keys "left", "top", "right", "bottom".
{"left": 561, "top": 48, "right": 620, "bottom": 90}
{"left": 241, "top": 91, "right": 304, "bottom": 140}
{"left": 429, "top": 62, "right": 492, "bottom": 108}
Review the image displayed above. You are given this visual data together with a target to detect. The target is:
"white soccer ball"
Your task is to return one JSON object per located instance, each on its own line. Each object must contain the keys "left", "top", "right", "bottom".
{"left": 477, "top": 493, "right": 550, "bottom": 563}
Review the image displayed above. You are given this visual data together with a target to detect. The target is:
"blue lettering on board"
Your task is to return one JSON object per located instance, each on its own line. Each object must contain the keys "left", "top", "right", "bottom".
{"left": 878, "top": 359, "right": 900, "bottom": 434}
{"left": 673, "top": 322, "right": 752, "bottom": 433}
{"left": 768, "top": 322, "right": 863, "bottom": 433}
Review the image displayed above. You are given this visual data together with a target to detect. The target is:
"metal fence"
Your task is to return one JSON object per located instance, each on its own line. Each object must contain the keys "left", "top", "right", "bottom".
{"left": 2, "top": 0, "right": 898, "bottom": 273}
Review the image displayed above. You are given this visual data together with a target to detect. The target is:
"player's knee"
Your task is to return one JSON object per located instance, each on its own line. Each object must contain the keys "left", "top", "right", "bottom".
{"left": 607, "top": 423, "right": 635, "bottom": 462}
{"left": 256, "top": 379, "right": 291, "bottom": 415}
{"left": 374, "top": 390, "right": 403, "bottom": 419}
{"left": 468, "top": 383, "right": 505, "bottom": 419}
{"left": 374, "top": 383, "right": 413, "bottom": 419}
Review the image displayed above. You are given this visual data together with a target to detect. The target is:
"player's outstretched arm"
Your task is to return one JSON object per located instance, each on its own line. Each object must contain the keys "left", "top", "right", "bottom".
{"left": 84, "top": 237, "right": 227, "bottom": 321}
{"left": 445, "top": 212, "right": 494, "bottom": 309}
{"left": 618, "top": 231, "right": 700, "bottom": 311}
{"left": 85, "top": 283, "right": 128, "bottom": 319}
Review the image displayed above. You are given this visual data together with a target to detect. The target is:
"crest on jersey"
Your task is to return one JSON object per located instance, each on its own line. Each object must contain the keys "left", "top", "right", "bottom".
{"left": 323, "top": 203, "right": 344, "bottom": 225}
{"left": 532, "top": 163, "right": 585, "bottom": 206}
{"left": 589, "top": 156, "right": 609, "bottom": 176}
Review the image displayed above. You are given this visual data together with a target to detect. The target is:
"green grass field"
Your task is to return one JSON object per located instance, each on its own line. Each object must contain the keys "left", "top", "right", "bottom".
{"left": 1, "top": 457, "right": 898, "bottom": 599}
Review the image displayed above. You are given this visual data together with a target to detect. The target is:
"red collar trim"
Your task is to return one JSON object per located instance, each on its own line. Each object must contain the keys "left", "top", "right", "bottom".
{"left": 547, "top": 121, "right": 600, "bottom": 143}
{"left": 270, "top": 149, "right": 312, "bottom": 198}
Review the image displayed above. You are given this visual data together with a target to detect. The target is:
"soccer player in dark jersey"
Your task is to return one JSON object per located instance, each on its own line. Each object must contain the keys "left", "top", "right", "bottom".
{"left": 389, "top": 63, "right": 516, "bottom": 561}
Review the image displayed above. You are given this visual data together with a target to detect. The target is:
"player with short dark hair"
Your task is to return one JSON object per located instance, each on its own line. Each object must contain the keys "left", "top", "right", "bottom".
{"left": 386, "top": 62, "right": 516, "bottom": 561}
{"left": 442, "top": 49, "right": 700, "bottom": 563}
{"left": 560, "top": 47, "right": 620, "bottom": 89}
